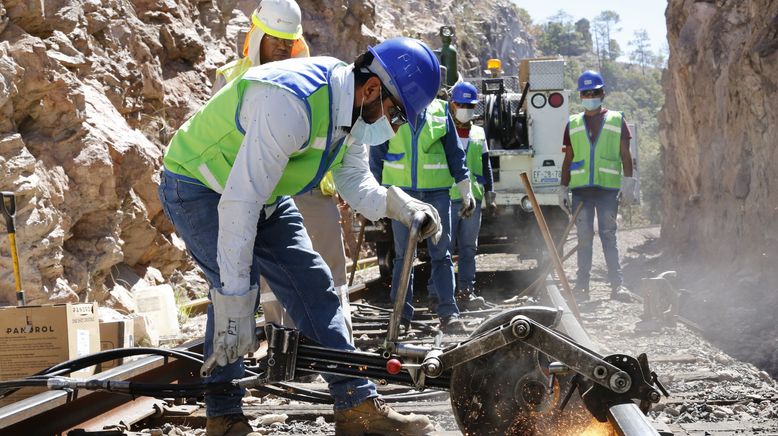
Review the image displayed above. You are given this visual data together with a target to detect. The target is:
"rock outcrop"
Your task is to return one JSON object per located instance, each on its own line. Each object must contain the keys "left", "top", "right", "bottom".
{"left": 660, "top": 0, "right": 778, "bottom": 373}
{"left": 0, "top": 0, "right": 531, "bottom": 305}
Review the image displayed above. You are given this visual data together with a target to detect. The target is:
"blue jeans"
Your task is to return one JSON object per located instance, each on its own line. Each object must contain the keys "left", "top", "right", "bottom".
{"left": 571, "top": 187, "right": 622, "bottom": 290}
{"left": 158, "top": 170, "right": 376, "bottom": 416}
{"left": 450, "top": 200, "right": 481, "bottom": 291}
{"left": 391, "top": 189, "right": 458, "bottom": 321}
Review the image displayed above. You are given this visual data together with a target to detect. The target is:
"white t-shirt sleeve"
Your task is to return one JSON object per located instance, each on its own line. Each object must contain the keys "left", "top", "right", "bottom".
{"left": 217, "top": 83, "right": 310, "bottom": 295}
{"left": 332, "top": 139, "right": 387, "bottom": 221}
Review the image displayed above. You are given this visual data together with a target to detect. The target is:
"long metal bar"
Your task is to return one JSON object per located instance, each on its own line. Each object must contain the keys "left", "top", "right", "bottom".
{"left": 545, "top": 283, "right": 659, "bottom": 435}
{"left": 348, "top": 217, "right": 366, "bottom": 286}
{"left": 520, "top": 172, "right": 581, "bottom": 318}
{"left": 386, "top": 212, "right": 426, "bottom": 346}
{"left": 608, "top": 403, "right": 661, "bottom": 436}
{"left": 518, "top": 202, "right": 583, "bottom": 298}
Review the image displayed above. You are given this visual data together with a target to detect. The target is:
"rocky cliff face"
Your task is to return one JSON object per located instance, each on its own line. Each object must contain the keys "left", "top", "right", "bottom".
{"left": 0, "top": 0, "right": 531, "bottom": 305}
{"left": 660, "top": 0, "right": 778, "bottom": 372}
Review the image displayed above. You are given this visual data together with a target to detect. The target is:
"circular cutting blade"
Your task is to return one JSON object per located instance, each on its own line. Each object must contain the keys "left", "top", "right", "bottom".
{"left": 449, "top": 307, "right": 592, "bottom": 435}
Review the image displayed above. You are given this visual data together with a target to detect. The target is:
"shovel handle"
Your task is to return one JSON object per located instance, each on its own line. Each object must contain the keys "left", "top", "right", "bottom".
{"left": 1, "top": 192, "right": 16, "bottom": 233}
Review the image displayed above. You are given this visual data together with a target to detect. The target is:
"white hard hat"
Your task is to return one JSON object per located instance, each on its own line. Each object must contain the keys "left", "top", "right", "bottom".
{"left": 242, "top": 0, "right": 306, "bottom": 64}
{"left": 253, "top": 0, "right": 303, "bottom": 40}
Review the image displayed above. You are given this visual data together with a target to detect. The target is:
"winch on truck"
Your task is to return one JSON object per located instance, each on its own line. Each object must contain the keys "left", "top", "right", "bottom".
{"left": 366, "top": 55, "right": 573, "bottom": 276}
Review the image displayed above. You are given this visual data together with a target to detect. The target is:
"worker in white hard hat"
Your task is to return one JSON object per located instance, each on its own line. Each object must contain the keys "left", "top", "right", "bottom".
{"left": 212, "top": 0, "right": 310, "bottom": 93}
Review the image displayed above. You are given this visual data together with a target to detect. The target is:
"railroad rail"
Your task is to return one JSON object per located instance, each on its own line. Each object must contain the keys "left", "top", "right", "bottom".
{"left": 2, "top": 256, "right": 776, "bottom": 435}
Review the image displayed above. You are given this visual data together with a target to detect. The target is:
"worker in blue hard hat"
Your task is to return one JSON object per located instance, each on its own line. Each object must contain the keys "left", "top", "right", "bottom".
{"left": 159, "top": 37, "right": 442, "bottom": 435}
{"left": 211, "top": 0, "right": 356, "bottom": 373}
{"left": 446, "top": 81, "right": 495, "bottom": 310}
{"left": 559, "top": 70, "right": 635, "bottom": 303}
{"left": 370, "top": 80, "right": 477, "bottom": 335}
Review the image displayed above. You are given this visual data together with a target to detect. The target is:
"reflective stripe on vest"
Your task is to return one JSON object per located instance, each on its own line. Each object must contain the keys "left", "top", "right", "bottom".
{"left": 450, "top": 125, "right": 486, "bottom": 200}
{"left": 381, "top": 99, "right": 453, "bottom": 190}
{"left": 163, "top": 57, "right": 348, "bottom": 203}
{"left": 215, "top": 57, "right": 253, "bottom": 84}
{"left": 568, "top": 111, "right": 624, "bottom": 190}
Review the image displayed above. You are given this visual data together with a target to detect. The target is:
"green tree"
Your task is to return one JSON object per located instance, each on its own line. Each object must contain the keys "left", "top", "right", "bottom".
{"left": 629, "top": 29, "right": 653, "bottom": 75}
{"left": 575, "top": 18, "right": 593, "bottom": 52}
{"left": 537, "top": 9, "right": 591, "bottom": 56}
{"left": 593, "top": 10, "right": 621, "bottom": 67}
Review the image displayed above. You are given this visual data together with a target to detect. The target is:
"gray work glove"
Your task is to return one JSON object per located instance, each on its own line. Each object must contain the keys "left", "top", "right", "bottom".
{"left": 208, "top": 285, "right": 259, "bottom": 367}
{"left": 618, "top": 176, "right": 637, "bottom": 204}
{"left": 558, "top": 185, "right": 571, "bottom": 215}
{"left": 385, "top": 186, "right": 442, "bottom": 243}
{"left": 456, "top": 179, "right": 476, "bottom": 219}
{"left": 484, "top": 191, "right": 497, "bottom": 214}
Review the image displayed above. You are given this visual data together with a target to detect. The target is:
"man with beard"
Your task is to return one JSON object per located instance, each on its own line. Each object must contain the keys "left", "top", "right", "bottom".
{"left": 212, "top": 0, "right": 355, "bottom": 344}
{"left": 159, "top": 37, "right": 441, "bottom": 435}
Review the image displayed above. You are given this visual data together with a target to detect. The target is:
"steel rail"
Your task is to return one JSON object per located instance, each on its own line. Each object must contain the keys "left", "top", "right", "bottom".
{"left": 0, "top": 278, "right": 383, "bottom": 434}
{"left": 544, "top": 281, "right": 659, "bottom": 435}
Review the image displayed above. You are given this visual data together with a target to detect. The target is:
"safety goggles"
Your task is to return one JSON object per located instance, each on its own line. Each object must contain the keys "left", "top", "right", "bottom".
{"left": 580, "top": 89, "right": 603, "bottom": 98}
{"left": 382, "top": 85, "right": 407, "bottom": 126}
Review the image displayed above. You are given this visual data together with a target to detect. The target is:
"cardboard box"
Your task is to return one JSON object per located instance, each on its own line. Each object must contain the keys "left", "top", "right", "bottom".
{"left": 0, "top": 303, "right": 100, "bottom": 405}
{"left": 98, "top": 319, "right": 135, "bottom": 370}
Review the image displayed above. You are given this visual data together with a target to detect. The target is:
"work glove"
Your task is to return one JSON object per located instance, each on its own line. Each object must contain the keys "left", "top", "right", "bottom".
{"left": 385, "top": 186, "right": 442, "bottom": 243}
{"left": 208, "top": 285, "right": 259, "bottom": 367}
{"left": 484, "top": 191, "right": 497, "bottom": 214}
{"left": 456, "top": 179, "right": 476, "bottom": 219}
{"left": 558, "top": 185, "right": 571, "bottom": 215}
{"left": 618, "top": 176, "right": 637, "bottom": 204}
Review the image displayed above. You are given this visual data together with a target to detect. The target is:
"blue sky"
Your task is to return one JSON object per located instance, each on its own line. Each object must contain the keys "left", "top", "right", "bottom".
{"left": 514, "top": 0, "right": 668, "bottom": 60}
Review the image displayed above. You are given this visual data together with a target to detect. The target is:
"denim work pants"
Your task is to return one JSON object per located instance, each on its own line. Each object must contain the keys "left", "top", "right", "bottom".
{"left": 571, "top": 187, "right": 622, "bottom": 290}
{"left": 158, "top": 170, "right": 376, "bottom": 416}
{"left": 390, "top": 189, "right": 458, "bottom": 321}
{"left": 450, "top": 200, "right": 482, "bottom": 291}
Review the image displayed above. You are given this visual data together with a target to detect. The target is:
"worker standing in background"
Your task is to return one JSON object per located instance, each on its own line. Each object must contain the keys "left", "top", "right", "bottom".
{"left": 212, "top": 0, "right": 353, "bottom": 340}
{"left": 559, "top": 70, "right": 636, "bottom": 303}
{"left": 161, "top": 37, "right": 442, "bottom": 435}
{"left": 447, "top": 82, "right": 495, "bottom": 310}
{"left": 370, "top": 95, "right": 475, "bottom": 335}
{"left": 212, "top": 0, "right": 309, "bottom": 94}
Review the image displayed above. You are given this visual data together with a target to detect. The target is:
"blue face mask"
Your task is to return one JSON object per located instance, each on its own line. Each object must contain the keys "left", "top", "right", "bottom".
{"left": 582, "top": 97, "right": 602, "bottom": 111}
{"left": 350, "top": 88, "right": 396, "bottom": 146}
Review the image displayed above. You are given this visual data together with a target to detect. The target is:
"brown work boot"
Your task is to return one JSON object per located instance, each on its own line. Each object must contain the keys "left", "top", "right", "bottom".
{"left": 573, "top": 286, "right": 590, "bottom": 302}
{"left": 610, "top": 285, "right": 633, "bottom": 302}
{"left": 205, "top": 414, "right": 261, "bottom": 436}
{"left": 334, "top": 397, "right": 435, "bottom": 435}
{"left": 455, "top": 289, "right": 489, "bottom": 311}
{"left": 439, "top": 315, "right": 469, "bottom": 335}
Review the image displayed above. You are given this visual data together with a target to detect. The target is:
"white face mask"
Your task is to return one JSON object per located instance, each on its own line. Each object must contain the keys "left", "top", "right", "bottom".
{"left": 455, "top": 107, "right": 475, "bottom": 123}
{"left": 582, "top": 97, "right": 602, "bottom": 111}
{"left": 350, "top": 88, "right": 396, "bottom": 146}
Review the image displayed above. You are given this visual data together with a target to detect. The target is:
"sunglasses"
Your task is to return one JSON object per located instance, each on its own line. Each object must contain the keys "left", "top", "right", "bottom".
{"left": 580, "top": 89, "right": 602, "bottom": 98}
{"left": 382, "top": 85, "right": 407, "bottom": 126}
{"left": 264, "top": 34, "right": 295, "bottom": 48}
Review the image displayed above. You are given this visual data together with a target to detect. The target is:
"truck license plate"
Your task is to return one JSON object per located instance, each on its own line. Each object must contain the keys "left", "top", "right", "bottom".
{"left": 533, "top": 168, "right": 560, "bottom": 185}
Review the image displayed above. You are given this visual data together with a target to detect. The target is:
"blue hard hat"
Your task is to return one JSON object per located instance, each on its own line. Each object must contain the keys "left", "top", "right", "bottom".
{"left": 577, "top": 70, "right": 605, "bottom": 91}
{"left": 451, "top": 82, "right": 479, "bottom": 104}
{"left": 367, "top": 37, "right": 441, "bottom": 130}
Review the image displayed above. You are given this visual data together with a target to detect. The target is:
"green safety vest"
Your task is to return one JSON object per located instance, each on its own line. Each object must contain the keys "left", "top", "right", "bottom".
{"left": 568, "top": 111, "right": 624, "bottom": 190}
{"left": 163, "top": 57, "right": 348, "bottom": 204}
{"left": 381, "top": 99, "right": 454, "bottom": 190}
{"left": 449, "top": 125, "right": 486, "bottom": 201}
